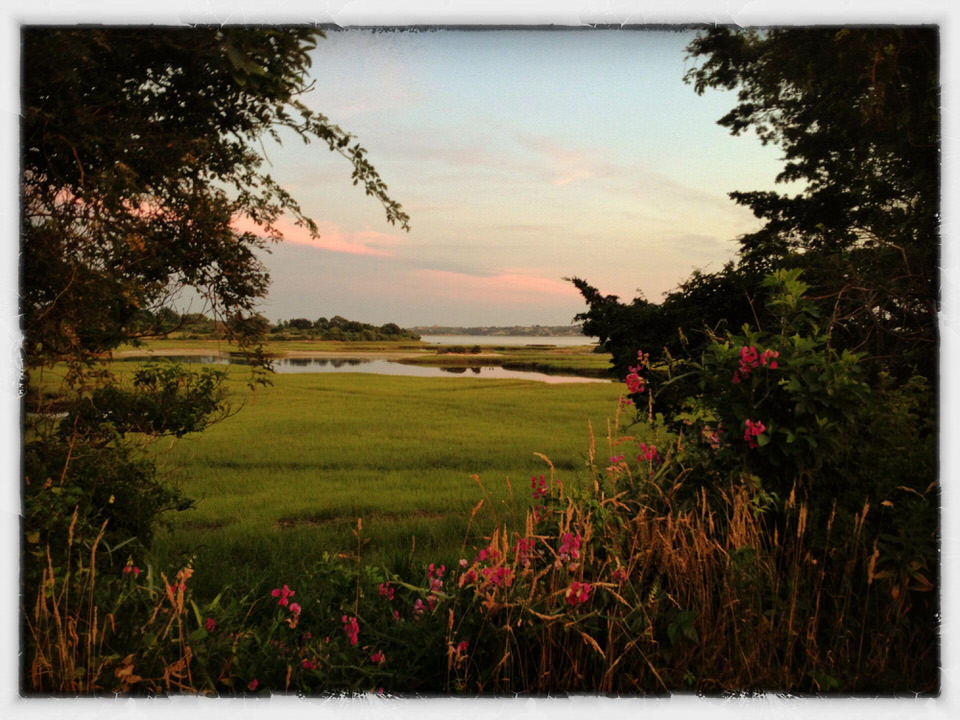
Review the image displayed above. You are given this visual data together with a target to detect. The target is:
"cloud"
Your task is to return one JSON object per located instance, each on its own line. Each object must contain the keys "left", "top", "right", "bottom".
{"left": 515, "top": 132, "right": 625, "bottom": 187}
{"left": 231, "top": 215, "right": 404, "bottom": 258}
{"left": 412, "top": 267, "right": 579, "bottom": 306}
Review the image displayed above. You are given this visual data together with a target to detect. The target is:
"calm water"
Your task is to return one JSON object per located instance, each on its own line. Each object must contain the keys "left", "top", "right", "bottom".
{"left": 116, "top": 355, "right": 609, "bottom": 384}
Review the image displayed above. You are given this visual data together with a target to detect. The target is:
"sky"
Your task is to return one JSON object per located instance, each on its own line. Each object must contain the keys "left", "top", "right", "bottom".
{"left": 245, "top": 28, "right": 797, "bottom": 328}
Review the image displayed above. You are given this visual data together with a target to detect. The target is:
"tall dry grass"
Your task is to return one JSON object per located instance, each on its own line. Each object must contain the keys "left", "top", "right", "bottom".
{"left": 443, "top": 420, "right": 938, "bottom": 694}
{"left": 23, "top": 508, "right": 200, "bottom": 695}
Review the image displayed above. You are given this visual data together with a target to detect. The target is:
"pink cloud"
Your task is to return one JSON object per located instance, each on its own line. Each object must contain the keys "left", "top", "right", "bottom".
{"left": 413, "top": 268, "right": 579, "bottom": 305}
{"left": 231, "top": 215, "right": 401, "bottom": 257}
{"left": 516, "top": 134, "right": 609, "bottom": 187}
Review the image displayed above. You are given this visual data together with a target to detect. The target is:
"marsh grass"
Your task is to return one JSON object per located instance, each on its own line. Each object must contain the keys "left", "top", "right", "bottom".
{"left": 147, "top": 368, "right": 624, "bottom": 597}
{"left": 21, "top": 373, "right": 937, "bottom": 695}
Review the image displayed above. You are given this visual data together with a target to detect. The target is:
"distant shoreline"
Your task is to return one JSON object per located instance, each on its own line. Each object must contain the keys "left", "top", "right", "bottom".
{"left": 409, "top": 325, "right": 585, "bottom": 338}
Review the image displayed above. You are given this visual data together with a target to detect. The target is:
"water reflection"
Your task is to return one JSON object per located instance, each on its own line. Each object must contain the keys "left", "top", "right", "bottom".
{"left": 114, "top": 354, "right": 608, "bottom": 383}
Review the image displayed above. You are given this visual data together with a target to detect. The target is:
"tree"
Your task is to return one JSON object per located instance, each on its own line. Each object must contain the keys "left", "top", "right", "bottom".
{"left": 684, "top": 27, "right": 939, "bottom": 379}
{"left": 21, "top": 27, "right": 409, "bottom": 372}
{"left": 20, "top": 27, "right": 410, "bottom": 624}
{"left": 572, "top": 28, "right": 939, "bottom": 384}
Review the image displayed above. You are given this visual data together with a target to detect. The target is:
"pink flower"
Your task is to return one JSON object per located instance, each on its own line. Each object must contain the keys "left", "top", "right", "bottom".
{"left": 427, "top": 563, "right": 446, "bottom": 593}
{"left": 378, "top": 582, "right": 395, "bottom": 601}
{"left": 302, "top": 658, "right": 316, "bottom": 670}
{"left": 413, "top": 598, "right": 425, "bottom": 620}
{"left": 271, "top": 584, "right": 295, "bottom": 607}
{"left": 288, "top": 602, "right": 301, "bottom": 616}
{"left": 456, "top": 641, "right": 469, "bottom": 654}
{"left": 342, "top": 615, "right": 359, "bottom": 645}
{"left": 637, "top": 443, "right": 662, "bottom": 470}
{"left": 247, "top": 679, "right": 259, "bottom": 692}
{"left": 514, "top": 537, "right": 536, "bottom": 568}
{"left": 479, "top": 565, "right": 513, "bottom": 591}
{"left": 625, "top": 369, "right": 646, "bottom": 394}
{"left": 558, "top": 532, "right": 581, "bottom": 562}
{"left": 531, "top": 474, "right": 548, "bottom": 500}
{"left": 204, "top": 617, "right": 216, "bottom": 632}
{"left": 744, "top": 419, "right": 767, "bottom": 449}
{"left": 735, "top": 346, "right": 779, "bottom": 383}
{"left": 370, "top": 650, "right": 386, "bottom": 664}
{"left": 566, "top": 581, "right": 592, "bottom": 606}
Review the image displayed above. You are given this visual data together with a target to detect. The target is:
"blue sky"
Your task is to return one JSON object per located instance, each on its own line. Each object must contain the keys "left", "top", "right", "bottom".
{"left": 250, "top": 28, "right": 796, "bottom": 327}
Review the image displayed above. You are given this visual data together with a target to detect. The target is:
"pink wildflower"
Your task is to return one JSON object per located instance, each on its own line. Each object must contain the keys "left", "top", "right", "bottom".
{"left": 378, "top": 582, "right": 395, "bottom": 601}
{"left": 531, "top": 474, "right": 548, "bottom": 500}
{"left": 744, "top": 419, "right": 767, "bottom": 449}
{"left": 566, "top": 581, "right": 592, "bottom": 606}
{"left": 302, "top": 658, "right": 316, "bottom": 670}
{"left": 413, "top": 598, "right": 425, "bottom": 620}
{"left": 271, "top": 584, "right": 295, "bottom": 607}
{"left": 514, "top": 536, "right": 536, "bottom": 568}
{"left": 247, "top": 679, "right": 259, "bottom": 692}
{"left": 288, "top": 602, "right": 301, "bottom": 616}
{"left": 558, "top": 532, "right": 581, "bottom": 562}
{"left": 637, "top": 443, "right": 662, "bottom": 469}
{"left": 734, "top": 346, "right": 780, "bottom": 383}
{"left": 342, "top": 615, "right": 359, "bottom": 645}
{"left": 625, "top": 369, "right": 646, "bottom": 394}
{"left": 370, "top": 651, "right": 386, "bottom": 664}
{"left": 204, "top": 617, "right": 216, "bottom": 632}
{"left": 479, "top": 565, "right": 513, "bottom": 591}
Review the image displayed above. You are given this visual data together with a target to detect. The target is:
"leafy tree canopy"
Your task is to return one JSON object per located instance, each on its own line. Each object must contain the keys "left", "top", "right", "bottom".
{"left": 685, "top": 26, "right": 939, "bottom": 376}
{"left": 573, "top": 27, "right": 939, "bottom": 381}
{"left": 21, "top": 26, "right": 410, "bottom": 371}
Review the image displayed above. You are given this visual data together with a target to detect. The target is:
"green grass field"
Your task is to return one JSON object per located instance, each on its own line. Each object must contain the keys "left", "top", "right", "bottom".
{"left": 147, "top": 366, "right": 630, "bottom": 598}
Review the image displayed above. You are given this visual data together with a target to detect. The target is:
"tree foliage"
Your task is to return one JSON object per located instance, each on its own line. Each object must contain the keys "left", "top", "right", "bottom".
{"left": 572, "top": 27, "right": 938, "bottom": 382}
{"left": 21, "top": 26, "right": 410, "bottom": 369}
{"left": 19, "top": 27, "right": 410, "bottom": 612}
{"left": 684, "top": 26, "right": 939, "bottom": 377}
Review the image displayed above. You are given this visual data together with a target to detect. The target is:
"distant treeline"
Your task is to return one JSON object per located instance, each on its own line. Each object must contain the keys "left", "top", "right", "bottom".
{"left": 270, "top": 316, "right": 420, "bottom": 342}
{"left": 131, "top": 309, "right": 421, "bottom": 342}
{"left": 410, "top": 324, "right": 584, "bottom": 337}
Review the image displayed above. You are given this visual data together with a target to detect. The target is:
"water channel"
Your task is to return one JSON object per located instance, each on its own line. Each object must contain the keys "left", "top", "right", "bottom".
{"left": 116, "top": 354, "right": 609, "bottom": 384}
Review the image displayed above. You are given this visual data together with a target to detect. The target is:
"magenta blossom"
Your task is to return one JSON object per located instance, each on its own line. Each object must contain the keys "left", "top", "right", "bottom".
{"left": 531, "top": 474, "right": 548, "bottom": 500}
{"left": 558, "top": 532, "right": 581, "bottom": 562}
{"left": 744, "top": 419, "right": 767, "bottom": 449}
{"left": 271, "top": 584, "right": 295, "bottom": 607}
{"left": 342, "top": 615, "right": 359, "bottom": 645}
{"left": 733, "top": 345, "right": 780, "bottom": 384}
{"left": 566, "top": 581, "right": 592, "bottom": 606}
